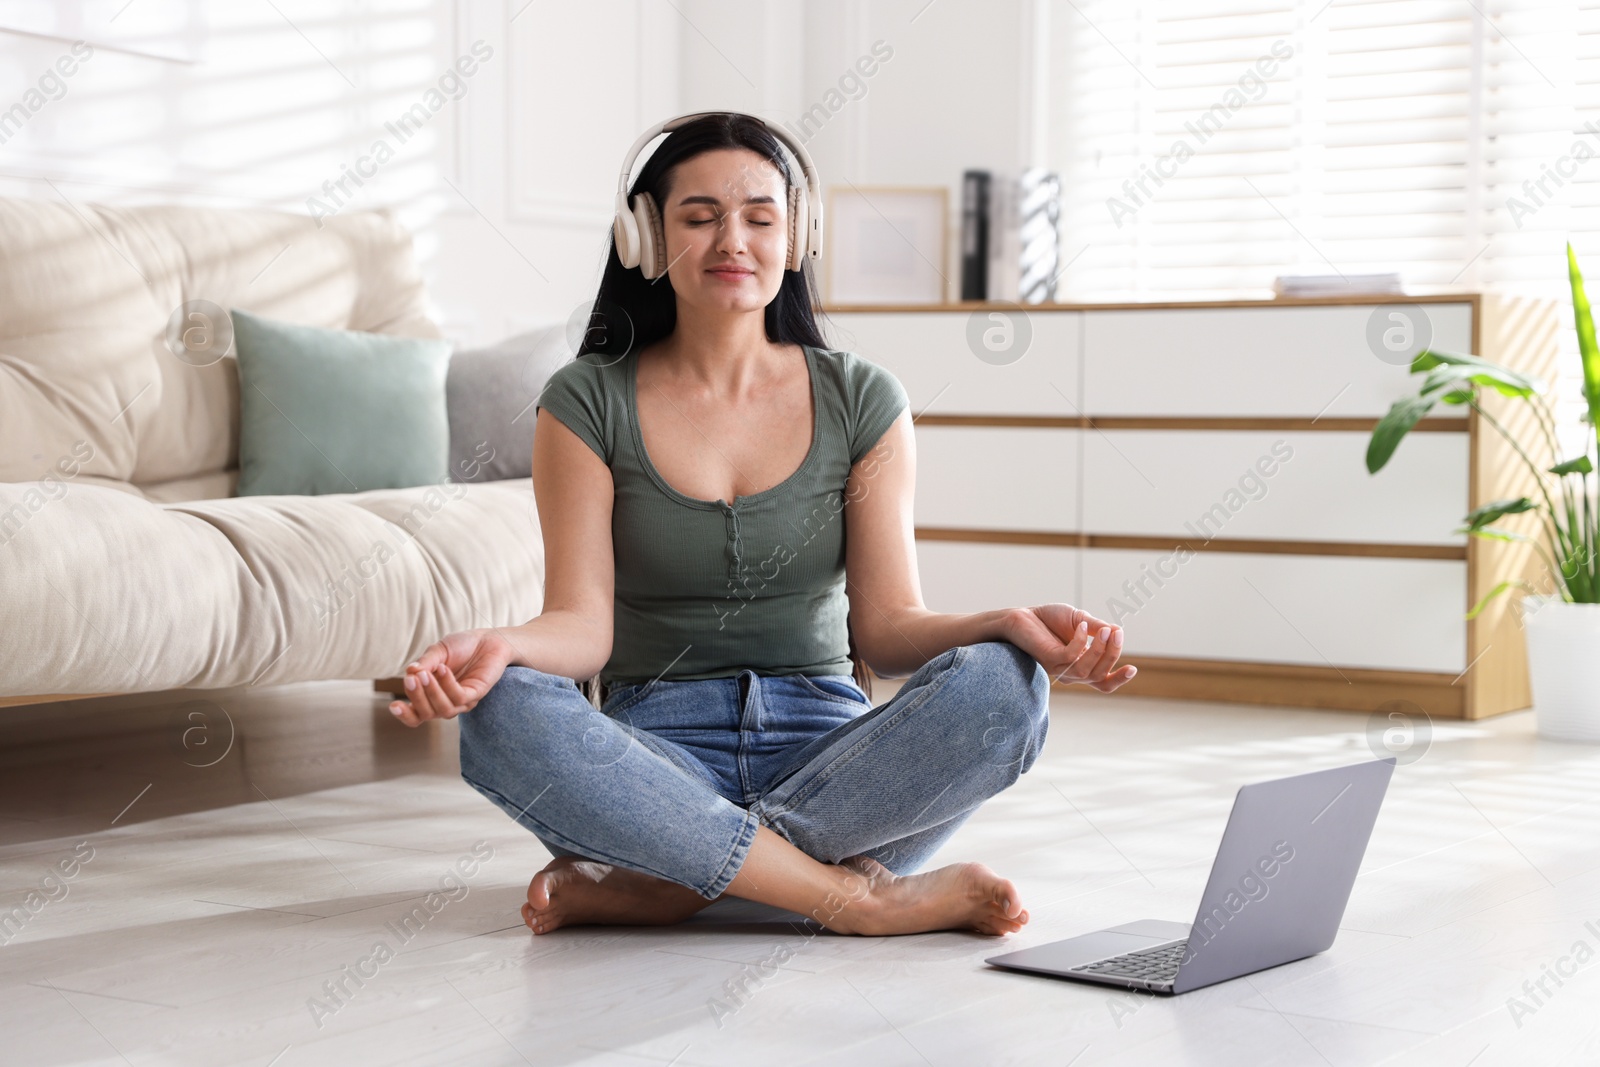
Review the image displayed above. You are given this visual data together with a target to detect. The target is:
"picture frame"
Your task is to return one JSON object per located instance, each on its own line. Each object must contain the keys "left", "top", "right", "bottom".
{"left": 824, "top": 185, "right": 949, "bottom": 306}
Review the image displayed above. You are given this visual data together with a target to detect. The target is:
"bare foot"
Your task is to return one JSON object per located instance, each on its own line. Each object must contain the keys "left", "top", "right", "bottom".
{"left": 823, "top": 856, "right": 1029, "bottom": 937}
{"left": 522, "top": 855, "right": 712, "bottom": 935}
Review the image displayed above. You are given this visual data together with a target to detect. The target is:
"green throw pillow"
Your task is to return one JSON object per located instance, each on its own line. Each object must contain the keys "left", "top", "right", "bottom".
{"left": 232, "top": 309, "right": 452, "bottom": 496}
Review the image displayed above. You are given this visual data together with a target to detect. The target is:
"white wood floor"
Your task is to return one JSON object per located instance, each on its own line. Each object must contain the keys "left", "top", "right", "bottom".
{"left": 1, "top": 678, "right": 1597, "bottom": 1066}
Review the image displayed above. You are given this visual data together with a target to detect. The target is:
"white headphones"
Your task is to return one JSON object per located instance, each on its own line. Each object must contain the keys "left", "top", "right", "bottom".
{"left": 612, "top": 110, "right": 824, "bottom": 280}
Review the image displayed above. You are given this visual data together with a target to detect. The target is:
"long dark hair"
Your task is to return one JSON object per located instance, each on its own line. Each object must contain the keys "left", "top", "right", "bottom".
{"left": 580, "top": 114, "right": 828, "bottom": 365}
{"left": 576, "top": 112, "right": 874, "bottom": 708}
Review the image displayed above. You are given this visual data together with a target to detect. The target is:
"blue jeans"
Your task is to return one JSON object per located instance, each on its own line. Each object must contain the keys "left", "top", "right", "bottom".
{"left": 458, "top": 640, "right": 1050, "bottom": 900}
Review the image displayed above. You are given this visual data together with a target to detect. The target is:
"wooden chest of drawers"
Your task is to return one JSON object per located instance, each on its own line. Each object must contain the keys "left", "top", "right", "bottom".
{"left": 827, "top": 295, "right": 1558, "bottom": 719}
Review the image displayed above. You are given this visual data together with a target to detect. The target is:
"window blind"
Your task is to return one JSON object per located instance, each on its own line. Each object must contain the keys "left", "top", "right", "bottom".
{"left": 1046, "top": 0, "right": 1588, "bottom": 303}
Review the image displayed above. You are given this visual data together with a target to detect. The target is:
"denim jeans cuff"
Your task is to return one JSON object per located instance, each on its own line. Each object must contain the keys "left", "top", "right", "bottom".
{"left": 699, "top": 806, "right": 761, "bottom": 900}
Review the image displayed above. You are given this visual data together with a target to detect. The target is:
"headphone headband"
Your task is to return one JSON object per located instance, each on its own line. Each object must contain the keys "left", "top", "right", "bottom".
{"left": 612, "top": 110, "right": 823, "bottom": 274}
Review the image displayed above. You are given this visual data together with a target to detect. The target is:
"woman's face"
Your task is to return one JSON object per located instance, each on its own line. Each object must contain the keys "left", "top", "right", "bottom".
{"left": 658, "top": 147, "right": 789, "bottom": 314}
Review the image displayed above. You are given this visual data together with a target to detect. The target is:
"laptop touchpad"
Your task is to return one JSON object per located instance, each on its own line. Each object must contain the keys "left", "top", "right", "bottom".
{"left": 987, "top": 925, "right": 1181, "bottom": 971}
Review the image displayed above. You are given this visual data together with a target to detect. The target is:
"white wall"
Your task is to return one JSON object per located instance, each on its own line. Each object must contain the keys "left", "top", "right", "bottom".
{"left": 0, "top": 0, "right": 1038, "bottom": 347}
{"left": 428, "top": 0, "right": 684, "bottom": 344}
{"left": 796, "top": 0, "right": 1042, "bottom": 301}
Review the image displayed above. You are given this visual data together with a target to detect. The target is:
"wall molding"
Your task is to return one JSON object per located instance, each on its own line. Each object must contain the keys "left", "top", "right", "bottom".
{"left": 502, "top": 0, "right": 675, "bottom": 230}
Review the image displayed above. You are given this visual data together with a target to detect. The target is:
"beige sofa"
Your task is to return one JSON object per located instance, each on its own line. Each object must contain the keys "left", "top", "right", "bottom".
{"left": 0, "top": 196, "right": 543, "bottom": 703}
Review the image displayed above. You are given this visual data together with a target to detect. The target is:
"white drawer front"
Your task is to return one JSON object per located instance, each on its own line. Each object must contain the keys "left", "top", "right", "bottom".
{"left": 914, "top": 541, "right": 1079, "bottom": 616}
{"left": 914, "top": 426, "right": 1080, "bottom": 531}
{"left": 828, "top": 311, "right": 1083, "bottom": 414}
{"left": 1082, "top": 430, "right": 1470, "bottom": 545}
{"left": 1082, "top": 304, "right": 1474, "bottom": 418}
{"left": 1080, "top": 549, "right": 1467, "bottom": 672}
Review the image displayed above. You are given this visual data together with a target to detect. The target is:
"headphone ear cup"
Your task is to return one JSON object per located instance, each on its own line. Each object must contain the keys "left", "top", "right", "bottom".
{"left": 614, "top": 205, "right": 640, "bottom": 269}
{"left": 786, "top": 184, "right": 808, "bottom": 271}
{"left": 635, "top": 192, "right": 666, "bottom": 279}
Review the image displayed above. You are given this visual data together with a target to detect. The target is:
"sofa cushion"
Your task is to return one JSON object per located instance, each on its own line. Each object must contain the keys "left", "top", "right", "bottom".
{"left": 0, "top": 198, "right": 440, "bottom": 495}
{"left": 446, "top": 324, "right": 572, "bottom": 482}
{"left": 0, "top": 476, "right": 542, "bottom": 697}
{"left": 232, "top": 310, "right": 452, "bottom": 496}
{"left": 139, "top": 470, "right": 239, "bottom": 504}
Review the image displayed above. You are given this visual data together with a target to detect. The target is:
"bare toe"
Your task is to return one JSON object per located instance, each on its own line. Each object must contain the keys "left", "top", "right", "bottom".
{"left": 519, "top": 855, "right": 709, "bottom": 933}
{"left": 990, "top": 876, "right": 1023, "bottom": 919}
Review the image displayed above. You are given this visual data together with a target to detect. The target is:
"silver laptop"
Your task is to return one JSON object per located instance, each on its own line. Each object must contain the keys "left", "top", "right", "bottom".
{"left": 986, "top": 757, "right": 1396, "bottom": 994}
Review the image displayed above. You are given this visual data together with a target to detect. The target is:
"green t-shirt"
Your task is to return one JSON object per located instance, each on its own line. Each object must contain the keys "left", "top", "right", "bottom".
{"left": 536, "top": 344, "right": 909, "bottom": 685}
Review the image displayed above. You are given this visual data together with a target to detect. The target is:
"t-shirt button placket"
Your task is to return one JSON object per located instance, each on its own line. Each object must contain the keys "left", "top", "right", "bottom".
{"left": 722, "top": 499, "right": 744, "bottom": 580}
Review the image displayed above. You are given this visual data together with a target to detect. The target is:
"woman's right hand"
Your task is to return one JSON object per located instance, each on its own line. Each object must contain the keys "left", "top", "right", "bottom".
{"left": 389, "top": 628, "right": 517, "bottom": 727}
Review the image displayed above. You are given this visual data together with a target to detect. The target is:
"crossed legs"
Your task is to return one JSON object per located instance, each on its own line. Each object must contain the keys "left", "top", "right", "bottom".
{"left": 458, "top": 642, "right": 1050, "bottom": 936}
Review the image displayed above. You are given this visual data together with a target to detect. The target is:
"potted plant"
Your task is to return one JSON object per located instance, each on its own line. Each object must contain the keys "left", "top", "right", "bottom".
{"left": 1367, "top": 244, "right": 1600, "bottom": 741}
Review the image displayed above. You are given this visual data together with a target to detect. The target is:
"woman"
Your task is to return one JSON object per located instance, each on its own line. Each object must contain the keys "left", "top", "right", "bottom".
{"left": 389, "top": 112, "right": 1137, "bottom": 938}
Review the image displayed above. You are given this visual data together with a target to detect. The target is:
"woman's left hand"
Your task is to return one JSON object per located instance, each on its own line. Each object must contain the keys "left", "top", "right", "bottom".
{"left": 1002, "top": 605, "right": 1138, "bottom": 693}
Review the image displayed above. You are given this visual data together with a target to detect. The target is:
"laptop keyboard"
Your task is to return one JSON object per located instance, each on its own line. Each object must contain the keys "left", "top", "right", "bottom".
{"left": 1078, "top": 939, "right": 1189, "bottom": 984}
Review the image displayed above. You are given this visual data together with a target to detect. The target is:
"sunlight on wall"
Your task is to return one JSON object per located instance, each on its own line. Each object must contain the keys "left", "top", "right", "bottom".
{"left": 0, "top": 0, "right": 458, "bottom": 286}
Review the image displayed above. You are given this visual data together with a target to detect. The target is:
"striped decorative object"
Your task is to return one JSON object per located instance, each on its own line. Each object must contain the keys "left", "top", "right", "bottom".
{"left": 1017, "top": 168, "right": 1061, "bottom": 305}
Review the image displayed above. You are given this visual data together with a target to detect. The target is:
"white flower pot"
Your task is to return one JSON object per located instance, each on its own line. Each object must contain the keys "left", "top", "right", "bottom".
{"left": 1523, "top": 598, "right": 1600, "bottom": 743}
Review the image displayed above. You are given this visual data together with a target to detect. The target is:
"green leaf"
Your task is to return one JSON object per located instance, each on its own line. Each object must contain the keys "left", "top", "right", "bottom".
{"left": 1474, "top": 375, "right": 1538, "bottom": 399}
{"left": 1411, "top": 349, "right": 1446, "bottom": 373}
{"left": 1466, "top": 579, "right": 1535, "bottom": 620}
{"left": 1414, "top": 349, "right": 1542, "bottom": 398}
{"left": 1366, "top": 394, "right": 1439, "bottom": 473}
{"left": 1568, "top": 244, "right": 1600, "bottom": 459}
{"left": 1441, "top": 389, "right": 1474, "bottom": 405}
{"left": 1461, "top": 497, "right": 1536, "bottom": 530}
{"left": 1418, "top": 366, "right": 1531, "bottom": 403}
{"left": 1460, "top": 526, "right": 1531, "bottom": 543}
{"left": 1418, "top": 367, "right": 1469, "bottom": 395}
{"left": 1550, "top": 455, "right": 1595, "bottom": 476}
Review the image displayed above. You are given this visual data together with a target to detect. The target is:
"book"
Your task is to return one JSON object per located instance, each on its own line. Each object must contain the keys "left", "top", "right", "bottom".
{"left": 1272, "top": 272, "right": 1403, "bottom": 298}
{"left": 960, "top": 170, "right": 990, "bottom": 301}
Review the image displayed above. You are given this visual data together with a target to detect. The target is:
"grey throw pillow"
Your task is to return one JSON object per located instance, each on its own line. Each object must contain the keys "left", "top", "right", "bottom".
{"left": 446, "top": 324, "right": 575, "bottom": 483}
